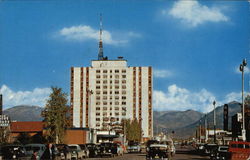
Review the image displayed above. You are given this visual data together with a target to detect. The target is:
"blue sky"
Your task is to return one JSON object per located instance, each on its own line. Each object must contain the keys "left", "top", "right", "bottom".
{"left": 0, "top": 0, "right": 249, "bottom": 112}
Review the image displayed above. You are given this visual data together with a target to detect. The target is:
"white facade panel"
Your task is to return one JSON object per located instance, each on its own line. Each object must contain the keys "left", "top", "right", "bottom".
{"left": 73, "top": 68, "right": 81, "bottom": 127}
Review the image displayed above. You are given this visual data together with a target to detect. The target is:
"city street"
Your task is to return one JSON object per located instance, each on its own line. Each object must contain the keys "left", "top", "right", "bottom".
{"left": 86, "top": 145, "right": 209, "bottom": 160}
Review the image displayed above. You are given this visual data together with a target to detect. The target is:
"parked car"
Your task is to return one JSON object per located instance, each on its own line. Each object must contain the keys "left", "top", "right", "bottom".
{"left": 24, "top": 144, "right": 46, "bottom": 160}
{"left": 146, "top": 144, "right": 170, "bottom": 160}
{"left": 99, "top": 142, "right": 113, "bottom": 157}
{"left": 1, "top": 144, "right": 28, "bottom": 160}
{"left": 216, "top": 145, "right": 229, "bottom": 160}
{"left": 55, "top": 144, "right": 72, "bottom": 160}
{"left": 111, "top": 143, "right": 123, "bottom": 156}
{"left": 161, "top": 140, "right": 175, "bottom": 156}
{"left": 78, "top": 144, "right": 89, "bottom": 158}
{"left": 68, "top": 144, "right": 85, "bottom": 160}
{"left": 127, "top": 141, "right": 141, "bottom": 153}
{"left": 146, "top": 140, "right": 159, "bottom": 152}
{"left": 85, "top": 143, "right": 99, "bottom": 158}
{"left": 204, "top": 143, "right": 218, "bottom": 155}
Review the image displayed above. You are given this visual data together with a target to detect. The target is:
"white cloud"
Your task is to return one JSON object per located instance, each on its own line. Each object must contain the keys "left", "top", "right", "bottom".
{"left": 0, "top": 85, "right": 51, "bottom": 109}
{"left": 167, "top": 0, "right": 229, "bottom": 27}
{"left": 57, "top": 25, "right": 140, "bottom": 45}
{"left": 154, "top": 69, "right": 173, "bottom": 78}
{"left": 224, "top": 92, "right": 241, "bottom": 103}
{"left": 153, "top": 84, "right": 244, "bottom": 113}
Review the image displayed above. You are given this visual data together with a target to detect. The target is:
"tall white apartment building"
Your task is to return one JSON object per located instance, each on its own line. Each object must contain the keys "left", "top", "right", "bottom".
{"left": 70, "top": 58, "right": 153, "bottom": 138}
{"left": 70, "top": 17, "right": 153, "bottom": 138}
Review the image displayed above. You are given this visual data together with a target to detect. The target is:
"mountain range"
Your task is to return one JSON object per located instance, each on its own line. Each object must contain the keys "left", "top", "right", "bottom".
{"left": 3, "top": 101, "right": 241, "bottom": 139}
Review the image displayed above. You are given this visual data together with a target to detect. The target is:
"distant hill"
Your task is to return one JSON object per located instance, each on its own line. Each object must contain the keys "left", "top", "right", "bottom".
{"left": 153, "top": 110, "right": 204, "bottom": 136}
{"left": 174, "top": 101, "right": 241, "bottom": 139}
{"left": 3, "top": 102, "right": 241, "bottom": 139}
{"left": 3, "top": 105, "right": 44, "bottom": 121}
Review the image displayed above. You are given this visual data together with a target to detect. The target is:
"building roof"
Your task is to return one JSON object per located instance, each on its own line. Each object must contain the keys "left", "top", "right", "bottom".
{"left": 10, "top": 121, "right": 44, "bottom": 132}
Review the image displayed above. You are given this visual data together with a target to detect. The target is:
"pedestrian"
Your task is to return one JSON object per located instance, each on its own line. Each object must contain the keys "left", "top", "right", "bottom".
{"left": 31, "top": 148, "right": 39, "bottom": 160}
{"left": 41, "top": 143, "right": 53, "bottom": 160}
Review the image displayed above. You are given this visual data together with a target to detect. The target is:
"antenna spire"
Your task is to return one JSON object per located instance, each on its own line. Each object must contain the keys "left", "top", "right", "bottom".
{"left": 98, "top": 14, "right": 104, "bottom": 60}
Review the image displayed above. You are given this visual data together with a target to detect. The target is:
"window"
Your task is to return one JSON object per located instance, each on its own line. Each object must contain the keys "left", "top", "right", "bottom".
{"left": 103, "top": 112, "right": 107, "bottom": 116}
{"left": 122, "top": 75, "right": 126, "bottom": 78}
{"left": 115, "top": 75, "right": 119, "bottom": 78}
{"left": 103, "top": 80, "right": 107, "bottom": 84}
{"left": 96, "top": 86, "right": 100, "bottom": 89}
{"left": 115, "top": 70, "right": 119, "bottom": 73}
{"left": 115, "top": 107, "right": 119, "bottom": 111}
{"left": 103, "top": 75, "right": 107, "bottom": 78}
{"left": 122, "top": 102, "right": 126, "bottom": 105}
{"left": 103, "top": 107, "right": 107, "bottom": 111}
{"left": 115, "top": 91, "right": 119, "bottom": 94}
{"left": 96, "top": 70, "right": 100, "bottom": 73}
{"left": 110, "top": 102, "right": 112, "bottom": 105}
{"left": 110, "top": 70, "right": 112, "bottom": 73}
{"left": 115, "top": 86, "right": 119, "bottom": 89}
{"left": 122, "top": 70, "right": 126, "bottom": 73}
{"left": 122, "top": 80, "right": 126, "bottom": 84}
{"left": 115, "top": 101, "right": 119, "bottom": 105}
{"left": 110, "top": 80, "right": 112, "bottom": 84}
{"left": 122, "top": 96, "right": 126, "bottom": 100}
{"left": 96, "top": 91, "right": 100, "bottom": 94}
{"left": 103, "top": 70, "right": 107, "bottom": 73}
{"left": 110, "top": 86, "right": 112, "bottom": 89}
{"left": 122, "top": 85, "right": 126, "bottom": 89}
{"left": 115, "top": 112, "right": 119, "bottom": 116}
{"left": 115, "top": 80, "right": 119, "bottom": 84}
{"left": 96, "top": 107, "right": 100, "bottom": 110}
{"left": 96, "top": 75, "right": 101, "bottom": 78}
{"left": 122, "top": 91, "right": 126, "bottom": 94}
{"left": 103, "top": 101, "right": 107, "bottom": 105}
{"left": 115, "top": 96, "right": 119, "bottom": 100}
{"left": 122, "top": 112, "right": 126, "bottom": 116}
{"left": 110, "top": 75, "right": 112, "bottom": 78}
{"left": 96, "top": 102, "right": 100, "bottom": 105}
{"left": 103, "top": 85, "right": 107, "bottom": 89}
{"left": 96, "top": 80, "right": 100, "bottom": 84}
{"left": 96, "top": 96, "right": 100, "bottom": 100}
{"left": 103, "top": 96, "right": 107, "bottom": 100}
{"left": 103, "top": 91, "right": 107, "bottom": 94}
{"left": 96, "top": 118, "right": 100, "bottom": 121}
{"left": 96, "top": 112, "right": 100, "bottom": 116}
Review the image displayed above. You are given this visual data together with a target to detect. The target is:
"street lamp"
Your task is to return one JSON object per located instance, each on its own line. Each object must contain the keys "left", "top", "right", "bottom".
{"left": 239, "top": 58, "right": 247, "bottom": 141}
{"left": 213, "top": 100, "right": 216, "bottom": 144}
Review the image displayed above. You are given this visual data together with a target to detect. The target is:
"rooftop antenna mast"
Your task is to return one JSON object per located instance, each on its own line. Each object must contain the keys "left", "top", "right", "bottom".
{"left": 98, "top": 14, "right": 104, "bottom": 60}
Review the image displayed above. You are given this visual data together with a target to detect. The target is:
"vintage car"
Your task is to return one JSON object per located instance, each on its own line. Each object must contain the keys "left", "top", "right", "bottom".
{"left": 24, "top": 144, "right": 46, "bottom": 160}
{"left": 68, "top": 144, "right": 85, "bottom": 160}
{"left": 55, "top": 144, "right": 72, "bottom": 160}
{"left": 99, "top": 142, "right": 114, "bottom": 157}
{"left": 1, "top": 144, "right": 28, "bottom": 160}
{"left": 127, "top": 141, "right": 141, "bottom": 153}
{"left": 216, "top": 145, "right": 229, "bottom": 160}
{"left": 78, "top": 144, "right": 90, "bottom": 158}
{"left": 146, "top": 144, "right": 171, "bottom": 160}
{"left": 86, "top": 143, "right": 99, "bottom": 158}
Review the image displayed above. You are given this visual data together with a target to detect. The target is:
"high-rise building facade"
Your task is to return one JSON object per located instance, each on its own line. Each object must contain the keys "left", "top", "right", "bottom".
{"left": 70, "top": 58, "right": 153, "bottom": 138}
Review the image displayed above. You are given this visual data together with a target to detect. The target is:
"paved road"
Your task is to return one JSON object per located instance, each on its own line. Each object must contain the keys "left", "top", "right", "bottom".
{"left": 86, "top": 145, "right": 209, "bottom": 160}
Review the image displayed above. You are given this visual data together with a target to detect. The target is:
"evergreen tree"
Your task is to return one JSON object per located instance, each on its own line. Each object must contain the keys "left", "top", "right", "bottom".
{"left": 123, "top": 119, "right": 142, "bottom": 142}
{"left": 42, "top": 87, "right": 69, "bottom": 144}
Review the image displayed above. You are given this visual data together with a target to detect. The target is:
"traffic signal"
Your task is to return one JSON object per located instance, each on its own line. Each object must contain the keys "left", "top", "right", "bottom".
{"left": 224, "top": 104, "right": 228, "bottom": 131}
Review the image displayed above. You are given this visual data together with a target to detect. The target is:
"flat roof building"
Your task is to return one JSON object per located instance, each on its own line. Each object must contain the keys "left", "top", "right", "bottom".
{"left": 70, "top": 58, "right": 153, "bottom": 139}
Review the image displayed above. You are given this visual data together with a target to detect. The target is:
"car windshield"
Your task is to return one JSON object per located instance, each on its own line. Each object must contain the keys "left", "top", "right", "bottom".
{"left": 69, "top": 146, "right": 77, "bottom": 150}
{"left": 25, "top": 146, "right": 41, "bottom": 151}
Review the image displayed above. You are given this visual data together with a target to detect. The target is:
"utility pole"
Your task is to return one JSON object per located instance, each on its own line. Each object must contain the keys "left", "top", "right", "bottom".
{"left": 239, "top": 58, "right": 247, "bottom": 141}
{"left": 213, "top": 100, "right": 216, "bottom": 144}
